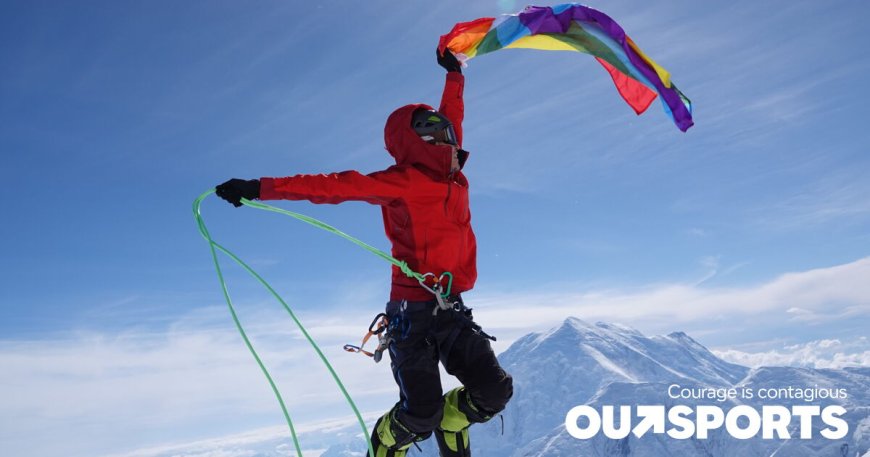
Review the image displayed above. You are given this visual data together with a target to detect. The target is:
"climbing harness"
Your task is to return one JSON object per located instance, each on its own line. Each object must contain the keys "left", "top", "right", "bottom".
{"left": 344, "top": 270, "right": 465, "bottom": 362}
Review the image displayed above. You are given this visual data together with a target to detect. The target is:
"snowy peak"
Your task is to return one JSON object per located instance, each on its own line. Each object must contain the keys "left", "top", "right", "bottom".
{"left": 666, "top": 330, "right": 691, "bottom": 341}
{"left": 501, "top": 317, "right": 748, "bottom": 388}
{"left": 478, "top": 317, "right": 750, "bottom": 451}
{"left": 665, "top": 330, "right": 710, "bottom": 354}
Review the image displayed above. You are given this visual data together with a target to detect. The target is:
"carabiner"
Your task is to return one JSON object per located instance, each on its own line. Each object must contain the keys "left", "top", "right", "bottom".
{"left": 343, "top": 313, "right": 390, "bottom": 362}
{"left": 368, "top": 313, "right": 388, "bottom": 334}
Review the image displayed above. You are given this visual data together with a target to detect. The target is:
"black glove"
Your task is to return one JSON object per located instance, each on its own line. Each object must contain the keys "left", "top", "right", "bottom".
{"left": 215, "top": 178, "right": 260, "bottom": 207}
{"left": 437, "top": 47, "right": 462, "bottom": 74}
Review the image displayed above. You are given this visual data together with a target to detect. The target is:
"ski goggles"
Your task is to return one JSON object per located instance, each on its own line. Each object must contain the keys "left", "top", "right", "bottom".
{"left": 420, "top": 124, "right": 458, "bottom": 146}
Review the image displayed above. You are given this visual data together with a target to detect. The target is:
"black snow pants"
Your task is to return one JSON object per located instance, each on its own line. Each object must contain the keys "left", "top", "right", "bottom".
{"left": 384, "top": 295, "right": 513, "bottom": 435}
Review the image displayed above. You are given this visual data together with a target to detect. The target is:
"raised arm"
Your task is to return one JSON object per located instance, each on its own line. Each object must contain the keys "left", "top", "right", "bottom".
{"left": 437, "top": 48, "right": 465, "bottom": 147}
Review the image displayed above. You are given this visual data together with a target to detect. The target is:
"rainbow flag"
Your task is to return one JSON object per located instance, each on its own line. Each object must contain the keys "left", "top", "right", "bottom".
{"left": 439, "top": 4, "right": 694, "bottom": 132}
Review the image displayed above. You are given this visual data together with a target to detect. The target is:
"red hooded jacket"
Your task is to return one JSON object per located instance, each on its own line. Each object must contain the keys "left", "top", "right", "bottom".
{"left": 259, "top": 73, "right": 476, "bottom": 301}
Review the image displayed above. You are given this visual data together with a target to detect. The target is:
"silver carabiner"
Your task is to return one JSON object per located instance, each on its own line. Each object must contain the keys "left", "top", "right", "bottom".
{"left": 417, "top": 272, "right": 439, "bottom": 295}
{"left": 418, "top": 272, "right": 452, "bottom": 314}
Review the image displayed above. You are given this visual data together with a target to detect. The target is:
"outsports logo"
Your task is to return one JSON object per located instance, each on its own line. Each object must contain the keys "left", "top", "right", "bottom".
{"left": 565, "top": 404, "right": 848, "bottom": 440}
{"left": 565, "top": 383, "right": 850, "bottom": 440}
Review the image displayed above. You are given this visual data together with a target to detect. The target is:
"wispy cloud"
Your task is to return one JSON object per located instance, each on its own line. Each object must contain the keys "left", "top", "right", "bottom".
{"left": 104, "top": 425, "right": 292, "bottom": 457}
{"left": 0, "top": 304, "right": 393, "bottom": 457}
{"left": 692, "top": 255, "right": 720, "bottom": 285}
{"left": 691, "top": 256, "right": 750, "bottom": 286}
{"left": 750, "top": 168, "right": 870, "bottom": 230}
{"left": 713, "top": 337, "right": 870, "bottom": 369}
{"left": 104, "top": 415, "right": 377, "bottom": 457}
{"left": 472, "top": 256, "right": 870, "bottom": 327}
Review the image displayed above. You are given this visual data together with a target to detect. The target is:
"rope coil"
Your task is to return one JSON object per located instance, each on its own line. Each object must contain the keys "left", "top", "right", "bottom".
{"left": 194, "top": 190, "right": 376, "bottom": 457}
{"left": 194, "top": 190, "right": 455, "bottom": 456}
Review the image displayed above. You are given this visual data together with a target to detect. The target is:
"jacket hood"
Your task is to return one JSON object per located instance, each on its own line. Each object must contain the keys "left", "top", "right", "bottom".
{"left": 384, "top": 103, "right": 468, "bottom": 182}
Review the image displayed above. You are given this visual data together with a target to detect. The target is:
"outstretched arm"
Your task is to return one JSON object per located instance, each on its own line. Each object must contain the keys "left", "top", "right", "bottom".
{"left": 259, "top": 168, "right": 409, "bottom": 206}
{"left": 215, "top": 168, "right": 409, "bottom": 208}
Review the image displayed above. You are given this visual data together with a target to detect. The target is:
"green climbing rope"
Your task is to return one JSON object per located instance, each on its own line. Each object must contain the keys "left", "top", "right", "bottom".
{"left": 193, "top": 189, "right": 377, "bottom": 457}
{"left": 241, "top": 198, "right": 426, "bottom": 283}
{"left": 195, "top": 188, "right": 456, "bottom": 456}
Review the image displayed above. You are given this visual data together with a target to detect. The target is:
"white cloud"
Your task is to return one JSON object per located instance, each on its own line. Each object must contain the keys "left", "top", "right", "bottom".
{"left": 105, "top": 425, "right": 289, "bottom": 457}
{"left": 0, "top": 305, "right": 393, "bottom": 457}
{"left": 3, "top": 257, "right": 869, "bottom": 456}
{"left": 713, "top": 337, "right": 870, "bottom": 369}
{"left": 104, "top": 415, "right": 374, "bottom": 457}
{"left": 470, "top": 256, "right": 870, "bottom": 331}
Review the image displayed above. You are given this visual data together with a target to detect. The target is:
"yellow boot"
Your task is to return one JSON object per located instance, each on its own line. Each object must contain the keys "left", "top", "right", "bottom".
{"left": 434, "top": 387, "right": 486, "bottom": 456}
{"left": 367, "top": 406, "right": 418, "bottom": 457}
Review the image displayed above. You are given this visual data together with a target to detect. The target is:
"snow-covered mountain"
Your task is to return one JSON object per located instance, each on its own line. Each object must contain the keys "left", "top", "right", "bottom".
{"left": 481, "top": 318, "right": 749, "bottom": 452}
{"left": 316, "top": 317, "right": 868, "bottom": 457}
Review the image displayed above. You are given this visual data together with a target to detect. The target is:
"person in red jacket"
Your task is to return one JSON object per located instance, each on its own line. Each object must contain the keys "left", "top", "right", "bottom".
{"left": 216, "top": 50, "right": 512, "bottom": 457}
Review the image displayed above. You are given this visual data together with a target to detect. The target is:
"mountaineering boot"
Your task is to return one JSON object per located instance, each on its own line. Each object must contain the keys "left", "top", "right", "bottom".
{"left": 434, "top": 426, "right": 470, "bottom": 457}
{"left": 369, "top": 431, "right": 407, "bottom": 457}
{"left": 367, "top": 406, "right": 419, "bottom": 457}
{"left": 435, "top": 387, "right": 493, "bottom": 457}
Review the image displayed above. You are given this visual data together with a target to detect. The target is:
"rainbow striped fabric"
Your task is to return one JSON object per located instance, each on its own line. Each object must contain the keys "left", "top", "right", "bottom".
{"left": 438, "top": 3, "right": 694, "bottom": 132}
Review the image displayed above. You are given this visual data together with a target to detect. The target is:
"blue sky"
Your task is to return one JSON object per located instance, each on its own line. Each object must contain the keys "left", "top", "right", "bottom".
{"left": 1, "top": 1, "right": 869, "bottom": 456}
